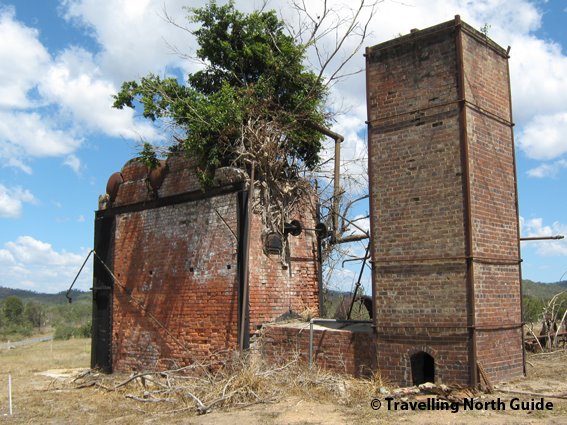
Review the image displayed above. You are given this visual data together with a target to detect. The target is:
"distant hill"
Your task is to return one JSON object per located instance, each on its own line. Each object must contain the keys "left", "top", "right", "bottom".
{"left": 0, "top": 286, "right": 90, "bottom": 304}
{"left": 522, "top": 280, "right": 567, "bottom": 299}
{"left": 1, "top": 280, "right": 565, "bottom": 305}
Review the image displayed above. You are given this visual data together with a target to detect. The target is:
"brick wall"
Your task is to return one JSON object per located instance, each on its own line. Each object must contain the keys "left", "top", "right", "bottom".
{"left": 248, "top": 200, "right": 320, "bottom": 331}
{"left": 366, "top": 18, "right": 523, "bottom": 386}
{"left": 93, "top": 155, "right": 319, "bottom": 372}
{"left": 462, "top": 29, "right": 524, "bottom": 381}
{"left": 260, "top": 324, "right": 376, "bottom": 377}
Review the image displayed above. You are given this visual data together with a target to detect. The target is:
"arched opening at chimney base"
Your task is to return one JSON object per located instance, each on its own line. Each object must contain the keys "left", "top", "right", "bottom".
{"left": 411, "top": 351, "right": 435, "bottom": 385}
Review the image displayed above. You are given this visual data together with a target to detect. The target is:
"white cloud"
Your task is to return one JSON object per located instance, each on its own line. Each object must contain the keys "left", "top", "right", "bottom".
{"left": 527, "top": 159, "right": 567, "bottom": 178}
{"left": 0, "top": 6, "right": 51, "bottom": 109}
{"left": 0, "top": 111, "right": 80, "bottom": 157}
{"left": 0, "top": 184, "right": 37, "bottom": 218}
{"left": 520, "top": 217, "right": 567, "bottom": 256}
{"left": 0, "top": 236, "right": 91, "bottom": 292}
{"left": 518, "top": 113, "right": 567, "bottom": 161}
{"left": 60, "top": 0, "right": 201, "bottom": 82}
{"left": 0, "top": 7, "right": 165, "bottom": 173}
{"left": 63, "top": 154, "right": 82, "bottom": 174}
{"left": 38, "top": 46, "right": 160, "bottom": 140}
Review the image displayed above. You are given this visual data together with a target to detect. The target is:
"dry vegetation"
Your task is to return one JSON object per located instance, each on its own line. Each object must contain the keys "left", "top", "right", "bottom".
{"left": 1, "top": 339, "right": 567, "bottom": 424}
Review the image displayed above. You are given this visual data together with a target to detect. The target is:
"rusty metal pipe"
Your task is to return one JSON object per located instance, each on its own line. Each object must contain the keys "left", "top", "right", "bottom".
{"left": 520, "top": 235, "right": 564, "bottom": 241}
{"left": 309, "top": 122, "right": 344, "bottom": 243}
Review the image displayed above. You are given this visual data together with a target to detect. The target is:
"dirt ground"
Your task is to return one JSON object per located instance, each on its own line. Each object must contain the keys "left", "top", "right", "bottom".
{"left": 1, "top": 339, "right": 567, "bottom": 424}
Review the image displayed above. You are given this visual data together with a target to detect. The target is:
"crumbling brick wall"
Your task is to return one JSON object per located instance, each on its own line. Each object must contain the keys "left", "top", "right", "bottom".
{"left": 260, "top": 324, "right": 376, "bottom": 377}
{"left": 92, "top": 155, "right": 319, "bottom": 372}
{"left": 366, "top": 17, "right": 523, "bottom": 386}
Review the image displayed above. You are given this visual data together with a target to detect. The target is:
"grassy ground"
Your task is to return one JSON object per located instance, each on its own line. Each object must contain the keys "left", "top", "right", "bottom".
{"left": 1, "top": 339, "right": 567, "bottom": 424}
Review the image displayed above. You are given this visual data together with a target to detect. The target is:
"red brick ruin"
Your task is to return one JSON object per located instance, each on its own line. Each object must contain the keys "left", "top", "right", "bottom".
{"left": 92, "top": 16, "right": 524, "bottom": 387}
{"left": 92, "top": 156, "right": 320, "bottom": 371}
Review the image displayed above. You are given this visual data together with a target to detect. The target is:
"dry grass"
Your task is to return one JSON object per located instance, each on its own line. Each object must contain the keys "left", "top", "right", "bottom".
{"left": 0, "top": 339, "right": 387, "bottom": 423}
{"left": 69, "top": 349, "right": 389, "bottom": 416}
{"left": 2, "top": 339, "right": 567, "bottom": 424}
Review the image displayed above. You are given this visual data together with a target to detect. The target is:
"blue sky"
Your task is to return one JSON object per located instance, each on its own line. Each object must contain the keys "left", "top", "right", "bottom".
{"left": 0, "top": 0, "right": 566, "bottom": 293}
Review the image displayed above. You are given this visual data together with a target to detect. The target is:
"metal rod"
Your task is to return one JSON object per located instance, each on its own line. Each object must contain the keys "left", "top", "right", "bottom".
{"left": 372, "top": 254, "right": 521, "bottom": 264}
{"left": 342, "top": 256, "right": 371, "bottom": 267}
{"left": 367, "top": 97, "right": 515, "bottom": 129}
{"left": 66, "top": 249, "right": 94, "bottom": 303}
{"left": 347, "top": 243, "right": 371, "bottom": 320}
{"left": 520, "top": 235, "right": 564, "bottom": 241}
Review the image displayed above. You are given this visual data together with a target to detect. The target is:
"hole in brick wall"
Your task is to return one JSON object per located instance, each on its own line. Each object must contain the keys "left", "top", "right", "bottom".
{"left": 412, "top": 197, "right": 420, "bottom": 202}
{"left": 415, "top": 121, "right": 425, "bottom": 127}
{"left": 265, "top": 232, "right": 283, "bottom": 256}
{"left": 189, "top": 267, "right": 194, "bottom": 273}
{"left": 411, "top": 352, "right": 435, "bottom": 385}
{"left": 227, "top": 264, "right": 231, "bottom": 270}
{"left": 149, "top": 270, "right": 153, "bottom": 275}
{"left": 432, "top": 121, "right": 443, "bottom": 127}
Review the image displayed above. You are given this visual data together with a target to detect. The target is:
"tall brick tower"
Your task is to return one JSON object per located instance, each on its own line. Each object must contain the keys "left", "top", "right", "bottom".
{"left": 366, "top": 16, "right": 524, "bottom": 386}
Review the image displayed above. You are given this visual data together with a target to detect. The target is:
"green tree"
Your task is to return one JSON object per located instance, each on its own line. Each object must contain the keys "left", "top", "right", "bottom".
{"left": 3, "top": 295, "right": 24, "bottom": 325}
{"left": 113, "top": 1, "right": 327, "bottom": 186}
{"left": 25, "top": 301, "right": 47, "bottom": 329}
{"left": 113, "top": 0, "right": 378, "bottom": 263}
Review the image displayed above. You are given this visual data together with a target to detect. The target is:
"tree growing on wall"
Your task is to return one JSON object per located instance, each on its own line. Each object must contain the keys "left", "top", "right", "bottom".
{"left": 113, "top": 0, "right": 377, "bottom": 266}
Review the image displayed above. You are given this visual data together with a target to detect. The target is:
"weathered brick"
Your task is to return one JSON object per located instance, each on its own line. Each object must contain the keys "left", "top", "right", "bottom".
{"left": 98, "top": 155, "right": 319, "bottom": 372}
{"left": 366, "top": 17, "right": 523, "bottom": 386}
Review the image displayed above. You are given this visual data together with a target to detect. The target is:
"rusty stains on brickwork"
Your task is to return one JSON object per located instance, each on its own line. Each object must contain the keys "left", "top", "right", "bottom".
{"left": 92, "top": 154, "right": 319, "bottom": 373}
